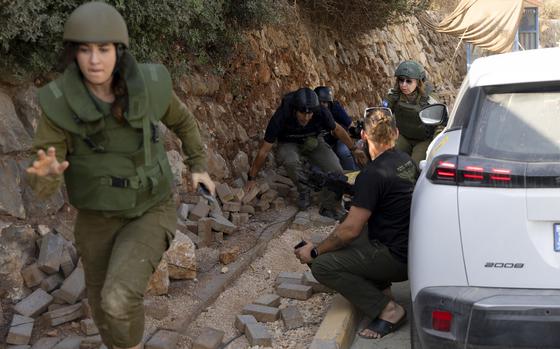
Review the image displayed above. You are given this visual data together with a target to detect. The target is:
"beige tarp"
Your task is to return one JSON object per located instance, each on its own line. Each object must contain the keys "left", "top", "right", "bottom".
{"left": 420, "top": 0, "right": 526, "bottom": 53}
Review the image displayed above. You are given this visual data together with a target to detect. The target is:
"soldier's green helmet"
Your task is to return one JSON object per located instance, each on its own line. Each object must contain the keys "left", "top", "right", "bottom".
{"left": 63, "top": 2, "right": 129, "bottom": 47}
{"left": 394, "top": 60, "right": 425, "bottom": 81}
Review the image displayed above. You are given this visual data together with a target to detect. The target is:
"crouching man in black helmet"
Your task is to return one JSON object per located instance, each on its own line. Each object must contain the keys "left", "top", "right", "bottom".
{"left": 314, "top": 86, "right": 359, "bottom": 171}
{"left": 246, "top": 87, "right": 366, "bottom": 219}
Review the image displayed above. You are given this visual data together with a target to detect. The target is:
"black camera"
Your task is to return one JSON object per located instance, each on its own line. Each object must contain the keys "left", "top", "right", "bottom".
{"left": 348, "top": 120, "right": 364, "bottom": 139}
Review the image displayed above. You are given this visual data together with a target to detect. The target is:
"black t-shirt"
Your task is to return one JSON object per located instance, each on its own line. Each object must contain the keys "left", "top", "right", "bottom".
{"left": 264, "top": 92, "right": 336, "bottom": 144}
{"left": 351, "top": 149, "right": 417, "bottom": 263}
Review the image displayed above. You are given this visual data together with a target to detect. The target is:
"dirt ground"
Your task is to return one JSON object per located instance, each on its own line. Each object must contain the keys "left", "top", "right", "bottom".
{"left": 144, "top": 207, "right": 338, "bottom": 349}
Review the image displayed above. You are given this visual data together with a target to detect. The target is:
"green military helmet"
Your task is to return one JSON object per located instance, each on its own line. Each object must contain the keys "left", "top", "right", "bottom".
{"left": 394, "top": 60, "right": 425, "bottom": 81}
{"left": 63, "top": 2, "right": 129, "bottom": 47}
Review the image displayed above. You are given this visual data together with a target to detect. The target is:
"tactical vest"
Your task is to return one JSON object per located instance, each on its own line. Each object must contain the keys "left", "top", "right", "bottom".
{"left": 387, "top": 89, "right": 432, "bottom": 141}
{"left": 37, "top": 53, "right": 174, "bottom": 218}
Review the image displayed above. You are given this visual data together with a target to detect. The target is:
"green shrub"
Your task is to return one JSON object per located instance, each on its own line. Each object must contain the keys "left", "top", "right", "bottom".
{"left": 0, "top": 0, "right": 282, "bottom": 79}
{"left": 297, "top": 0, "right": 427, "bottom": 36}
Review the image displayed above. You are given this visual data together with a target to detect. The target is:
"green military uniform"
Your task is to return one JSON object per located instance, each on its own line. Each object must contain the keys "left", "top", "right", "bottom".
{"left": 30, "top": 51, "right": 206, "bottom": 348}
{"left": 386, "top": 88, "right": 438, "bottom": 166}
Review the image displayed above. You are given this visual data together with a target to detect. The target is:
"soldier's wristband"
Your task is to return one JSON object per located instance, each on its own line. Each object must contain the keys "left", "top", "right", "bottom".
{"left": 247, "top": 173, "right": 256, "bottom": 181}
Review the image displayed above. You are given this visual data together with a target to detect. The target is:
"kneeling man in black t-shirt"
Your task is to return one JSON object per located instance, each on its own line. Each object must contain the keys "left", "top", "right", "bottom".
{"left": 246, "top": 87, "right": 366, "bottom": 218}
{"left": 295, "top": 107, "right": 417, "bottom": 339}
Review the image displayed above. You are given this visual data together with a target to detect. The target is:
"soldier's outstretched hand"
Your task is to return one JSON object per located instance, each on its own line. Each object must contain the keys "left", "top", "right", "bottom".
{"left": 26, "top": 147, "right": 69, "bottom": 177}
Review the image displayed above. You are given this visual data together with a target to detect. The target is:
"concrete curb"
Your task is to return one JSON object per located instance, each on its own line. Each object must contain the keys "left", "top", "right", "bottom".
{"left": 171, "top": 206, "right": 298, "bottom": 334}
{"left": 309, "top": 294, "right": 359, "bottom": 349}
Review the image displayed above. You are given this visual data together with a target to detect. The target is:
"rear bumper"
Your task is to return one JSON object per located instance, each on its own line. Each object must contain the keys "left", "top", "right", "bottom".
{"left": 413, "top": 286, "right": 560, "bottom": 349}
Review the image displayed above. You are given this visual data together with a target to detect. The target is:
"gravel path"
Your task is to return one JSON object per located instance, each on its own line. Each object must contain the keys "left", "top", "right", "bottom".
{"left": 171, "top": 209, "right": 338, "bottom": 348}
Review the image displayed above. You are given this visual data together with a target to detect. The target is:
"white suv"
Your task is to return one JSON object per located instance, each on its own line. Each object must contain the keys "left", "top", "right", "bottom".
{"left": 409, "top": 47, "right": 560, "bottom": 349}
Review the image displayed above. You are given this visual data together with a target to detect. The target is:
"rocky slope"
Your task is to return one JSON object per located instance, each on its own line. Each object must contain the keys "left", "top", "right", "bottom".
{"left": 0, "top": 10, "right": 465, "bottom": 302}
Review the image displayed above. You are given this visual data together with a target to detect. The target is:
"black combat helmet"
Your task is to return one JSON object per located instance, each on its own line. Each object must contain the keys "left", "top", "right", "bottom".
{"left": 293, "top": 87, "right": 320, "bottom": 113}
{"left": 314, "top": 86, "right": 334, "bottom": 103}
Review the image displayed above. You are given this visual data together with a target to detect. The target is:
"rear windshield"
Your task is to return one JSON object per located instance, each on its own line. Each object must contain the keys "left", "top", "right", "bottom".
{"left": 470, "top": 91, "right": 560, "bottom": 162}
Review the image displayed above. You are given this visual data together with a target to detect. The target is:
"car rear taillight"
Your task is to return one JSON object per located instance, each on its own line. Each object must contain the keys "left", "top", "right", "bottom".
{"left": 432, "top": 310, "right": 452, "bottom": 332}
{"left": 428, "top": 155, "right": 458, "bottom": 183}
{"left": 428, "top": 155, "right": 525, "bottom": 187}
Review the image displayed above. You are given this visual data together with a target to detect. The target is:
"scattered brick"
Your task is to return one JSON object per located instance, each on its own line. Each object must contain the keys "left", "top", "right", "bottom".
{"left": 192, "top": 327, "right": 224, "bottom": 349}
{"left": 53, "top": 221, "right": 74, "bottom": 243}
{"left": 257, "top": 182, "right": 270, "bottom": 194}
{"left": 40, "top": 273, "right": 64, "bottom": 293}
{"left": 21, "top": 263, "right": 48, "bottom": 288}
{"left": 272, "top": 198, "right": 286, "bottom": 210}
{"left": 48, "top": 304, "right": 67, "bottom": 312}
{"left": 184, "top": 194, "right": 202, "bottom": 204}
{"left": 240, "top": 205, "right": 255, "bottom": 215}
{"left": 239, "top": 213, "right": 250, "bottom": 224}
{"left": 81, "top": 299, "right": 92, "bottom": 319}
{"left": 210, "top": 216, "right": 236, "bottom": 234}
{"left": 231, "top": 188, "right": 245, "bottom": 202}
{"left": 177, "top": 203, "right": 190, "bottom": 221}
{"left": 37, "top": 232, "right": 65, "bottom": 274}
{"left": 79, "top": 335, "right": 102, "bottom": 349}
{"left": 80, "top": 319, "right": 99, "bottom": 336}
{"left": 230, "top": 213, "right": 241, "bottom": 226}
{"left": 30, "top": 337, "right": 61, "bottom": 349}
{"left": 245, "top": 323, "right": 272, "bottom": 347}
{"left": 276, "top": 283, "right": 313, "bottom": 300}
{"left": 6, "top": 314, "right": 34, "bottom": 345}
{"left": 197, "top": 218, "right": 213, "bottom": 247}
{"left": 255, "top": 200, "right": 270, "bottom": 212}
{"left": 50, "top": 290, "right": 67, "bottom": 305}
{"left": 254, "top": 294, "right": 281, "bottom": 308}
{"left": 241, "top": 304, "right": 279, "bottom": 322}
{"left": 9, "top": 345, "right": 31, "bottom": 349}
{"left": 41, "top": 303, "right": 83, "bottom": 327}
{"left": 215, "top": 232, "right": 224, "bottom": 243}
{"left": 291, "top": 217, "right": 311, "bottom": 231}
{"left": 275, "top": 272, "right": 304, "bottom": 285}
{"left": 188, "top": 201, "right": 210, "bottom": 221}
{"left": 57, "top": 266, "right": 86, "bottom": 304}
{"left": 185, "top": 220, "right": 198, "bottom": 234}
{"left": 234, "top": 314, "right": 257, "bottom": 333}
{"left": 261, "top": 189, "right": 278, "bottom": 202}
{"left": 59, "top": 249, "right": 76, "bottom": 278}
{"left": 37, "top": 225, "right": 51, "bottom": 236}
{"left": 14, "top": 288, "right": 53, "bottom": 318}
{"left": 222, "top": 201, "right": 241, "bottom": 212}
{"left": 216, "top": 183, "right": 235, "bottom": 203}
{"left": 272, "top": 174, "right": 294, "bottom": 186}
{"left": 219, "top": 246, "right": 240, "bottom": 265}
{"left": 281, "top": 306, "right": 304, "bottom": 329}
{"left": 270, "top": 182, "right": 292, "bottom": 197}
{"left": 52, "top": 336, "right": 84, "bottom": 349}
{"left": 241, "top": 186, "right": 260, "bottom": 204}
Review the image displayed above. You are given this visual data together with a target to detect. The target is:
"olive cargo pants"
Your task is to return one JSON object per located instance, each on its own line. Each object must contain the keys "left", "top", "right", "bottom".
{"left": 311, "top": 231, "right": 408, "bottom": 319}
{"left": 276, "top": 138, "right": 344, "bottom": 210}
{"left": 74, "top": 196, "right": 176, "bottom": 348}
{"left": 396, "top": 134, "right": 431, "bottom": 166}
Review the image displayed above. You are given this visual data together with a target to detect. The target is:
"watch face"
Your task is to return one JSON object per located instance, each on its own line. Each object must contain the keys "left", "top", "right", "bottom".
{"left": 311, "top": 248, "right": 318, "bottom": 259}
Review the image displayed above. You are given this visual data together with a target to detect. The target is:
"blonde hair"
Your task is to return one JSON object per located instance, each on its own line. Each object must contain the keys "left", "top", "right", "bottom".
{"left": 363, "top": 108, "right": 398, "bottom": 147}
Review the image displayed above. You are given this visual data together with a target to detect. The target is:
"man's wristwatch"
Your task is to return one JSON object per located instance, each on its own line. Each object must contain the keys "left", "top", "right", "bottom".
{"left": 310, "top": 247, "right": 319, "bottom": 259}
{"left": 247, "top": 172, "right": 255, "bottom": 181}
